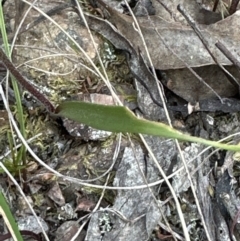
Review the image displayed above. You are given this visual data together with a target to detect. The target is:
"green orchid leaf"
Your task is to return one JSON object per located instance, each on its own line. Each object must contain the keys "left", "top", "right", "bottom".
{"left": 55, "top": 101, "right": 240, "bottom": 151}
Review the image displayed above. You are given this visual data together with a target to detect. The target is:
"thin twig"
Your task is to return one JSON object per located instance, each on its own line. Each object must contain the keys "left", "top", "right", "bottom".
{"left": 216, "top": 41, "right": 240, "bottom": 72}
{"left": 153, "top": 27, "right": 223, "bottom": 104}
{"left": 177, "top": 4, "right": 240, "bottom": 94}
{"left": 213, "top": 0, "right": 219, "bottom": 12}
{"left": 229, "top": 0, "right": 240, "bottom": 15}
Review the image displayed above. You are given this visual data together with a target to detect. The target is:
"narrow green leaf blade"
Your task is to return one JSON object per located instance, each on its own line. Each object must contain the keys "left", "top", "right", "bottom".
{"left": 0, "top": 192, "right": 24, "bottom": 241}
{"left": 56, "top": 101, "right": 240, "bottom": 151}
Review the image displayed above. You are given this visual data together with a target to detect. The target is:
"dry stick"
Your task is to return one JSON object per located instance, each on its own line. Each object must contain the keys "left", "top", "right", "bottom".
{"left": 177, "top": 4, "right": 240, "bottom": 95}
{"left": 216, "top": 41, "right": 240, "bottom": 71}
{"left": 140, "top": 6, "right": 221, "bottom": 108}
{"left": 213, "top": 0, "right": 219, "bottom": 12}
{"left": 229, "top": 0, "right": 240, "bottom": 15}
{"left": 0, "top": 48, "right": 55, "bottom": 112}
{"left": 150, "top": 4, "right": 224, "bottom": 104}
{"left": 153, "top": 29, "right": 222, "bottom": 105}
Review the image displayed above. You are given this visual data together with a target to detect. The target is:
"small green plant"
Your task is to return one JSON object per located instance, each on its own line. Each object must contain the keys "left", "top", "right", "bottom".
{"left": 1, "top": 46, "right": 240, "bottom": 152}
{"left": 0, "top": 3, "right": 27, "bottom": 178}
{"left": 55, "top": 101, "right": 240, "bottom": 151}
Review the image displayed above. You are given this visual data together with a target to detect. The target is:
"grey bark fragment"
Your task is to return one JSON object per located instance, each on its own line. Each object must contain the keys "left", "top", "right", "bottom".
{"left": 212, "top": 203, "right": 231, "bottom": 241}
{"left": 17, "top": 215, "right": 49, "bottom": 234}
{"left": 134, "top": 79, "right": 166, "bottom": 121}
{"left": 196, "top": 159, "right": 216, "bottom": 240}
{"left": 144, "top": 136, "right": 176, "bottom": 174}
{"left": 85, "top": 145, "right": 162, "bottom": 241}
{"left": 172, "top": 144, "right": 202, "bottom": 194}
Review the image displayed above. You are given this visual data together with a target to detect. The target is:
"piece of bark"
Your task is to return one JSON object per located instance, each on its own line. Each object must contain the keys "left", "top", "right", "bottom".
{"left": 85, "top": 145, "right": 162, "bottom": 241}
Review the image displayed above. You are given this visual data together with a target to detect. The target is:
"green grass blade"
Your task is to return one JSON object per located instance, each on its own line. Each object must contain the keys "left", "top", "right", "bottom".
{"left": 0, "top": 192, "right": 24, "bottom": 241}
{"left": 55, "top": 101, "right": 240, "bottom": 151}
{"left": 0, "top": 3, "right": 27, "bottom": 168}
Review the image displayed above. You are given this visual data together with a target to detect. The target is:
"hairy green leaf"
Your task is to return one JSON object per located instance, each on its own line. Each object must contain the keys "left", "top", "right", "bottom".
{"left": 56, "top": 101, "right": 240, "bottom": 151}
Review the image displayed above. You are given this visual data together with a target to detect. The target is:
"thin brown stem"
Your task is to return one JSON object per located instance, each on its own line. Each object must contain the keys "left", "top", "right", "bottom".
{"left": 0, "top": 48, "right": 55, "bottom": 112}
{"left": 213, "top": 0, "right": 219, "bottom": 12}
{"left": 177, "top": 4, "right": 240, "bottom": 92}
{"left": 215, "top": 41, "right": 240, "bottom": 72}
{"left": 229, "top": 0, "right": 239, "bottom": 15}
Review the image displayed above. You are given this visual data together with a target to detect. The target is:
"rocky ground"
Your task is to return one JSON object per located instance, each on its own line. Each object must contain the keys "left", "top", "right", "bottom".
{"left": 1, "top": 0, "right": 240, "bottom": 240}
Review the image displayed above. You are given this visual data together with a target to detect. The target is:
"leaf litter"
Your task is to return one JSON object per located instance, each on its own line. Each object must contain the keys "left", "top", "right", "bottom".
{"left": 1, "top": 0, "right": 240, "bottom": 240}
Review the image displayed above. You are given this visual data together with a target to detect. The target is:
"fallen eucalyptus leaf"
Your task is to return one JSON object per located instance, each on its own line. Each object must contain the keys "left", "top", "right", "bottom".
{"left": 55, "top": 101, "right": 240, "bottom": 151}
{"left": 97, "top": 0, "right": 240, "bottom": 69}
{"left": 81, "top": 6, "right": 240, "bottom": 103}
{"left": 162, "top": 65, "right": 238, "bottom": 102}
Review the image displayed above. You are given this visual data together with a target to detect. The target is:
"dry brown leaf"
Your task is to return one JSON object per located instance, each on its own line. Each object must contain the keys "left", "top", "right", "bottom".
{"left": 47, "top": 182, "right": 65, "bottom": 206}
{"left": 105, "top": 0, "right": 240, "bottom": 69}
{"left": 163, "top": 65, "right": 238, "bottom": 102}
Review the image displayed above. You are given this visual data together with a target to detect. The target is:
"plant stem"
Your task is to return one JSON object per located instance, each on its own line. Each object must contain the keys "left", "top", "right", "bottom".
{"left": 0, "top": 48, "right": 55, "bottom": 112}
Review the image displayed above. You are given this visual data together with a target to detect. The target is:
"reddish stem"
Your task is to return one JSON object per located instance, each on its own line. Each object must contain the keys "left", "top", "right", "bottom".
{"left": 0, "top": 48, "right": 55, "bottom": 112}
{"left": 229, "top": 0, "right": 240, "bottom": 15}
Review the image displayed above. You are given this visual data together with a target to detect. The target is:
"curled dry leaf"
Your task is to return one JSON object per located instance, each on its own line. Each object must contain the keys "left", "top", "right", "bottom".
{"left": 75, "top": 197, "right": 96, "bottom": 212}
{"left": 47, "top": 182, "right": 65, "bottom": 206}
{"left": 55, "top": 221, "right": 85, "bottom": 241}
